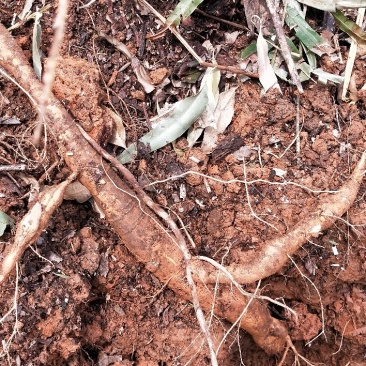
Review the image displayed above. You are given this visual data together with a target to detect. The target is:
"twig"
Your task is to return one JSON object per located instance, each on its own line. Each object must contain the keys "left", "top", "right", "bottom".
{"left": 195, "top": 8, "right": 250, "bottom": 31}
{"left": 0, "top": 66, "right": 39, "bottom": 110}
{"left": 332, "top": 319, "right": 350, "bottom": 355}
{"left": 295, "top": 95, "right": 301, "bottom": 155}
{"left": 0, "top": 164, "right": 26, "bottom": 172}
{"left": 243, "top": 159, "right": 281, "bottom": 232}
{"left": 198, "top": 255, "right": 297, "bottom": 318}
{"left": 277, "top": 341, "right": 290, "bottom": 366}
{"left": 215, "top": 280, "right": 261, "bottom": 356}
{"left": 144, "top": 170, "right": 338, "bottom": 194}
{"left": 32, "top": 0, "right": 69, "bottom": 146}
{"left": 78, "top": 0, "right": 97, "bottom": 9}
{"left": 200, "top": 61, "right": 259, "bottom": 78}
{"left": 97, "top": 30, "right": 155, "bottom": 93}
{"left": 265, "top": 0, "right": 303, "bottom": 93}
{"left": 286, "top": 335, "right": 319, "bottom": 366}
{"left": 139, "top": 0, "right": 258, "bottom": 78}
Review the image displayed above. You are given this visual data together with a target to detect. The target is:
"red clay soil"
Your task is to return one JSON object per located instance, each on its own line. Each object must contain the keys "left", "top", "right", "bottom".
{"left": 1, "top": 1, "right": 366, "bottom": 365}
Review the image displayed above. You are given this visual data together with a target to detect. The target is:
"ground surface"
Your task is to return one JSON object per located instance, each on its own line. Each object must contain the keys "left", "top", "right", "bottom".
{"left": 1, "top": 0, "right": 366, "bottom": 365}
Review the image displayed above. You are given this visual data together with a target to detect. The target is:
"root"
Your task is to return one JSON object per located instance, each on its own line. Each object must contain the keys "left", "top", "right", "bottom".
{"left": 0, "top": 172, "right": 77, "bottom": 284}
{"left": 1, "top": 22, "right": 365, "bottom": 357}
{"left": 77, "top": 126, "right": 218, "bottom": 364}
{"left": 32, "top": 0, "right": 70, "bottom": 145}
{"left": 0, "top": 23, "right": 287, "bottom": 354}
{"left": 192, "top": 151, "right": 366, "bottom": 284}
{"left": 286, "top": 336, "right": 322, "bottom": 366}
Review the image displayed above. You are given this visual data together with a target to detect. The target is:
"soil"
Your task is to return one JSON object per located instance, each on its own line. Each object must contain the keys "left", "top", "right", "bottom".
{"left": 1, "top": 1, "right": 366, "bottom": 365}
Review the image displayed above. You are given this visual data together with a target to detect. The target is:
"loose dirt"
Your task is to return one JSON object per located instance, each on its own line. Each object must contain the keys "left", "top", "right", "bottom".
{"left": 1, "top": 1, "right": 366, "bottom": 365}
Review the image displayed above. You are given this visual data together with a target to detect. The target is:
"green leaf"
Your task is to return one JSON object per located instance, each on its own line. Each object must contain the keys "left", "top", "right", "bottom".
{"left": 117, "top": 68, "right": 220, "bottom": 164}
{"left": 332, "top": 9, "right": 366, "bottom": 45}
{"left": 0, "top": 211, "right": 15, "bottom": 237}
{"left": 273, "top": 64, "right": 289, "bottom": 82}
{"left": 166, "top": 0, "right": 205, "bottom": 26}
{"left": 297, "top": 62, "right": 313, "bottom": 82}
{"left": 239, "top": 42, "right": 257, "bottom": 59}
{"left": 302, "top": 43, "right": 318, "bottom": 69}
{"left": 285, "top": 6, "right": 324, "bottom": 51}
{"left": 181, "top": 69, "right": 202, "bottom": 83}
{"left": 286, "top": 5, "right": 334, "bottom": 56}
{"left": 286, "top": 37, "right": 301, "bottom": 60}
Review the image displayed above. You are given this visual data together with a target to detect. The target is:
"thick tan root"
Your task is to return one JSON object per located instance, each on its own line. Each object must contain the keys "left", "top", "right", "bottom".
{"left": 192, "top": 151, "right": 366, "bottom": 284}
{"left": 1, "top": 22, "right": 365, "bottom": 355}
{"left": 0, "top": 173, "right": 77, "bottom": 283}
{"left": 0, "top": 23, "right": 287, "bottom": 354}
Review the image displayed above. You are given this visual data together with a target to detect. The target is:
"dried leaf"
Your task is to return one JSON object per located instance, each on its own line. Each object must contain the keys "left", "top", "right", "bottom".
{"left": 257, "top": 25, "right": 279, "bottom": 92}
{"left": 131, "top": 57, "right": 155, "bottom": 93}
{"left": 104, "top": 107, "right": 126, "bottom": 148}
{"left": 241, "top": 0, "right": 270, "bottom": 33}
{"left": 233, "top": 146, "right": 256, "bottom": 161}
{"left": 201, "top": 87, "right": 237, "bottom": 153}
{"left": 98, "top": 31, "right": 155, "bottom": 93}
{"left": 32, "top": 11, "right": 43, "bottom": 79}
{"left": 117, "top": 68, "right": 219, "bottom": 164}
{"left": 273, "top": 168, "right": 287, "bottom": 177}
{"left": 297, "top": 0, "right": 366, "bottom": 12}
{"left": 0, "top": 116, "right": 21, "bottom": 125}
{"left": 187, "top": 67, "right": 221, "bottom": 147}
{"left": 18, "top": 0, "right": 34, "bottom": 20}
{"left": 225, "top": 31, "right": 241, "bottom": 45}
{"left": 186, "top": 125, "right": 203, "bottom": 147}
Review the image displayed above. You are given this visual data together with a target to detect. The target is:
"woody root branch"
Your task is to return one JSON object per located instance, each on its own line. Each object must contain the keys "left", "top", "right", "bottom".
{"left": 0, "top": 23, "right": 365, "bottom": 357}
